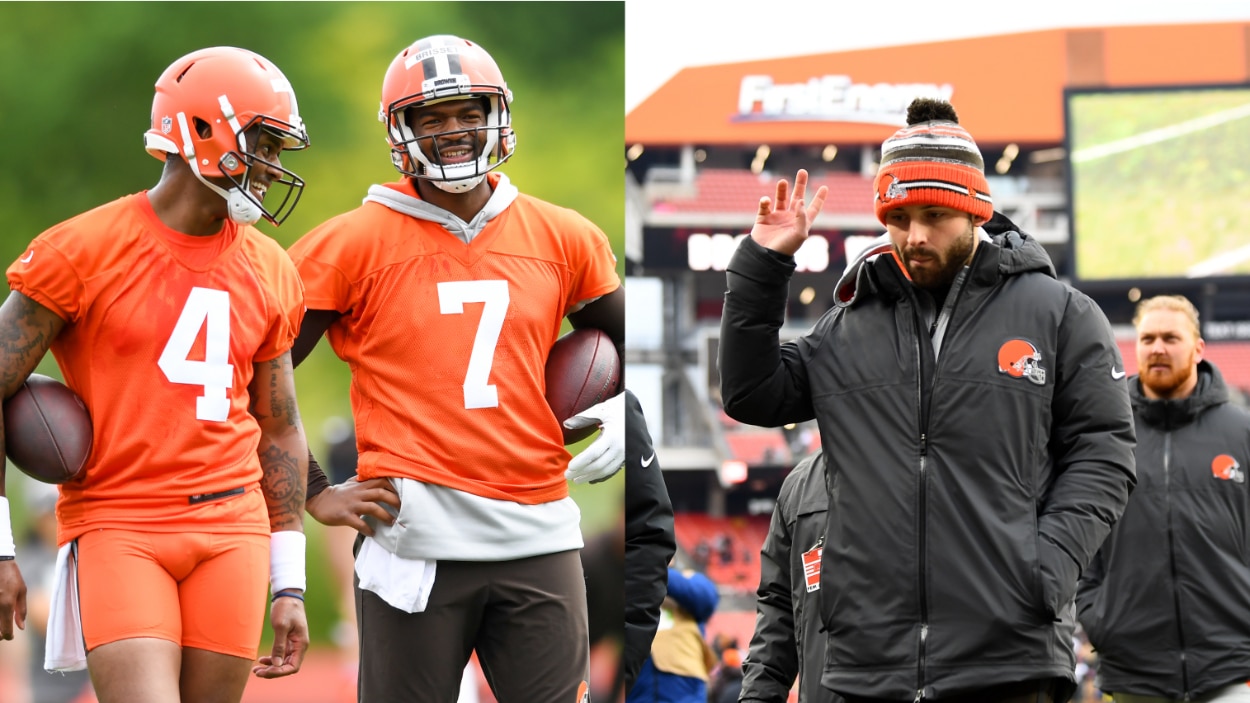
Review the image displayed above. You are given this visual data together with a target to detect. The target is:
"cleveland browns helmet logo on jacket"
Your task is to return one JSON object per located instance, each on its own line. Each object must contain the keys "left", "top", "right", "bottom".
{"left": 1212, "top": 454, "right": 1245, "bottom": 484}
{"left": 997, "top": 339, "right": 1046, "bottom": 386}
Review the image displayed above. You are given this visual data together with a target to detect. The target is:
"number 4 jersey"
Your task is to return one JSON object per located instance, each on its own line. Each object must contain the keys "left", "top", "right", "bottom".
{"left": 6, "top": 192, "right": 304, "bottom": 544}
{"left": 288, "top": 174, "right": 619, "bottom": 505}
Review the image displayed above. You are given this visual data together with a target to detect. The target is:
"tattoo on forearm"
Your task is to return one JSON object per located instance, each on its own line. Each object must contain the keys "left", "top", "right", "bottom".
{"left": 259, "top": 443, "right": 305, "bottom": 530}
{"left": 266, "top": 357, "right": 301, "bottom": 427}
{"left": 0, "top": 295, "right": 60, "bottom": 396}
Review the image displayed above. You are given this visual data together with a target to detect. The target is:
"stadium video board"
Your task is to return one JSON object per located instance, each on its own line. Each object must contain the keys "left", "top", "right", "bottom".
{"left": 1064, "top": 83, "right": 1250, "bottom": 285}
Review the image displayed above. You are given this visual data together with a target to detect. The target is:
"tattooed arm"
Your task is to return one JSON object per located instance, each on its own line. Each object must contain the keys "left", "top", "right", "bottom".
{"left": 248, "top": 351, "right": 308, "bottom": 531}
{"left": 0, "top": 291, "right": 66, "bottom": 641}
{"left": 248, "top": 350, "right": 309, "bottom": 677}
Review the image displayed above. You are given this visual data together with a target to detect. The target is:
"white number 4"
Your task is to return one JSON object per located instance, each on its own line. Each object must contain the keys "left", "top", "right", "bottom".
{"left": 438, "top": 280, "right": 509, "bottom": 410}
{"left": 158, "top": 287, "right": 234, "bottom": 422}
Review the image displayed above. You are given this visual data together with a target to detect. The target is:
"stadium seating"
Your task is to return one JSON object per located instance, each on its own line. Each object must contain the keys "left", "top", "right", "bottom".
{"left": 651, "top": 169, "right": 875, "bottom": 216}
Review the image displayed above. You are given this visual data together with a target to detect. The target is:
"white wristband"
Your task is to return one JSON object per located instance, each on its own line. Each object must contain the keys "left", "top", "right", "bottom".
{"left": 0, "top": 497, "right": 15, "bottom": 558}
{"left": 269, "top": 530, "right": 306, "bottom": 593}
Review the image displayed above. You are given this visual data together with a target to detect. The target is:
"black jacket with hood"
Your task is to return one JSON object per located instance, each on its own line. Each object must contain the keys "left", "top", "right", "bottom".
{"left": 1077, "top": 361, "right": 1250, "bottom": 698}
{"left": 623, "top": 390, "right": 678, "bottom": 695}
{"left": 741, "top": 450, "right": 838, "bottom": 703}
{"left": 719, "top": 214, "right": 1136, "bottom": 700}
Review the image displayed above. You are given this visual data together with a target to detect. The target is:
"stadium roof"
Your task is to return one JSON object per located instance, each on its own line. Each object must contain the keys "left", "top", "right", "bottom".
{"left": 626, "top": 22, "right": 1250, "bottom": 146}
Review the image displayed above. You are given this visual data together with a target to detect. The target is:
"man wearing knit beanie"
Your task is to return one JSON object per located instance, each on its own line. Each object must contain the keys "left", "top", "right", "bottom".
{"left": 718, "top": 97, "right": 1136, "bottom": 703}
{"left": 874, "top": 98, "right": 993, "bottom": 292}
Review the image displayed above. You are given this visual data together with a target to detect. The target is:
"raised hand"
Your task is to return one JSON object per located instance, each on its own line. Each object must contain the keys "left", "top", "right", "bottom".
{"left": 749, "top": 169, "right": 828, "bottom": 256}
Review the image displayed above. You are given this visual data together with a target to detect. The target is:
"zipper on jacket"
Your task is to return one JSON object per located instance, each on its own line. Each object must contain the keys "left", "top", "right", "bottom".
{"left": 1162, "top": 433, "right": 1191, "bottom": 696}
{"left": 915, "top": 326, "right": 930, "bottom": 696}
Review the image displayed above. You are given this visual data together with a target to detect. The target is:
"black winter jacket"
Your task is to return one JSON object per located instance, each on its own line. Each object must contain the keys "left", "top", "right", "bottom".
{"left": 1077, "top": 362, "right": 1250, "bottom": 698}
{"left": 719, "top": 216, "right": 1136, "bottom": 700}
{"left": 741, "top": 451, "right": 837, "bottom": 703}
{"left": 624, "top": 390, "right": 678, "bottom": 694}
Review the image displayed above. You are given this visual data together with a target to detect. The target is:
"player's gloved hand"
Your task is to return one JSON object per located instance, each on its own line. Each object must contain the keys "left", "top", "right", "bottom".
{"left": 564, "top": 392, "right": 626, "bottom": 484}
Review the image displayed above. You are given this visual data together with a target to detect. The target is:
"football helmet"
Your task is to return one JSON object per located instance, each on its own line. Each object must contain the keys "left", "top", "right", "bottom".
{"left": 380, "top": 35, "right": 515, "bottom": 193}
{"left": 144, "top": 47, "right": 310, "bottom": 226}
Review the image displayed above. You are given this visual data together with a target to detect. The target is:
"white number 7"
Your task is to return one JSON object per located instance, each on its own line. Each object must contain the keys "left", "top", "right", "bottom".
{"left": 438, "top": 280, "right": 509, "bottom": 409}
{"left": 158, "top": 287, "right": 234, "bottom": 422}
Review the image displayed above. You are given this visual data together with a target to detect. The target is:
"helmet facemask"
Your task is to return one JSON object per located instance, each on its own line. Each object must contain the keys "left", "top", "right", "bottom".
{"left": 387, "top": 94, "right": 515, "bottom": 193}
{"left": 210, "top": 115, "right": 309, "bottom": 226}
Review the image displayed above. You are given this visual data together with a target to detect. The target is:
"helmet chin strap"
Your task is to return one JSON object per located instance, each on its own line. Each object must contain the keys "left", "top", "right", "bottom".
{"left": 429, "top": 174, "right": 486, "bottom": 194}
{"left": 225, "top": 188, "right": 263, "bottom": 225}
{"left": 176, "top": 112, "right": 263, "bottom": 226}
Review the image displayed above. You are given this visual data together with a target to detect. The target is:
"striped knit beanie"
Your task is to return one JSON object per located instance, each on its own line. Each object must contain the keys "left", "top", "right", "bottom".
{"left": 873, "top": 99, "right": 992, "bottom": 225}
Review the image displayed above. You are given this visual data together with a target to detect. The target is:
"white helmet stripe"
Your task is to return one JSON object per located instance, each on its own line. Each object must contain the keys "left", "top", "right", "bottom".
{"left": 270, "top": 77, "right": 300, "bottom": 125}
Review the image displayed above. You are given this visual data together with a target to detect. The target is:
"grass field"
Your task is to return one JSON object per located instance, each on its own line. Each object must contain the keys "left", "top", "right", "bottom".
{"left": 1069, "top": 88, "right": 1250, "bottom": 281}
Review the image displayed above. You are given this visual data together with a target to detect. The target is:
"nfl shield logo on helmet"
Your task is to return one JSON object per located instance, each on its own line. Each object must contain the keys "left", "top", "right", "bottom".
{"left": 161, "top": 116, "right": 173, "bottom": 134}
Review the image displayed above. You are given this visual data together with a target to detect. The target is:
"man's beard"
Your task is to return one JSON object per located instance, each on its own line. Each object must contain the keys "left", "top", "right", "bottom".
{"left": 1139, "top": 352, "right": 1198, "bottom": 398}
{"left": 894, "top": 218, "right": 975, "bottom": 290}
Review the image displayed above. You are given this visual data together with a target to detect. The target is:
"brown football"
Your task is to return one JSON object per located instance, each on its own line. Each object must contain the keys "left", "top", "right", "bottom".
{"left": 545, "top": 329, "right": 621, "bottom": 445}
{"left": 4, "top": 374, "right": 92, "bottom": 484}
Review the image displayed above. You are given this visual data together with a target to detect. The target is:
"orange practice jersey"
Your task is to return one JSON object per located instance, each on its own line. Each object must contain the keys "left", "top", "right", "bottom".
{"left": 288, "top": 177, "right": 619, "bottom": 504}
{"left": 6, "top": 193, "right": 305, "bottom": 544}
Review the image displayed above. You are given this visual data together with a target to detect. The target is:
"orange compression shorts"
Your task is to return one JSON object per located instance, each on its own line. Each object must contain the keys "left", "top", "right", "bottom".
{"left": 76, "top": 528, "right": 270, "bottom": 659}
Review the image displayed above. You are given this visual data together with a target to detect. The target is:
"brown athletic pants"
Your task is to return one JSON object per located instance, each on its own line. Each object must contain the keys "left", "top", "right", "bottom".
{"left": 355, "top": 546, "right": 591, "bottom": 703}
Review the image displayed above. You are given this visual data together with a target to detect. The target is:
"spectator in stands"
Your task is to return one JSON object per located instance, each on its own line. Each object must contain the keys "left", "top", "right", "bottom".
{"left": 627, "top": 565, "right": 719, "bottom": 703}
{"left": 708, "top": 644, "right": 744, "bottom": 703}
{"left": 740, "top": 450, "right": 834, "bottom": 703}
{"left": 694, "top": 539, "right": 711, "bottom": 570}
{"left": 716, "top": 534, "right": 734, "bottom": 565}
{"left": 719, "top": 97, "right": 1136, "bottom": 703}
{"left": 1077, "top": 294, "right": 1250, "bottom": 702}
{"left": 623, "top": 390, "right": 678, "bottom": 696}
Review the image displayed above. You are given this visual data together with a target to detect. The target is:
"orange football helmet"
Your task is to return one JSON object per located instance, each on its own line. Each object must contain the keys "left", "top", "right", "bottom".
{"left": 379, "top": 35, "right": 515, "bottom": 193}
{"left": 144, "top": 46, "right": 310, "bottom": 225}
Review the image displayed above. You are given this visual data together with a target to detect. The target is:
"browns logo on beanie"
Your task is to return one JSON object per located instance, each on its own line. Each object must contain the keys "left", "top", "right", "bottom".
{"left": 873, "top": 98, "right": 993, "bottom": 225}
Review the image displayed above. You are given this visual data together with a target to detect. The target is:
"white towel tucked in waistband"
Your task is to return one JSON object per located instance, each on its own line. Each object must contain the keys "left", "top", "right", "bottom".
{"left": 354, "top": 536, "right": 437, "bottom": 614}
{"left": 44, "top": 541, "right": 86, "bottom": 672}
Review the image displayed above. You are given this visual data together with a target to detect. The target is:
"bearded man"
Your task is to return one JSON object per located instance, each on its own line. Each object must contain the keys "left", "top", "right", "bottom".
{"left": 1078, "top": 294, "right": 1250, "bottom": 703}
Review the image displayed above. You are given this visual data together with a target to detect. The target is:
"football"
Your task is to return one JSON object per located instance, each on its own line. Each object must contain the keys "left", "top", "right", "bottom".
{"left": 545, "top": 328, "right": 621, "bottom": 445}
{"left": 3, "top": 374, "right": 92, "bottom": 484}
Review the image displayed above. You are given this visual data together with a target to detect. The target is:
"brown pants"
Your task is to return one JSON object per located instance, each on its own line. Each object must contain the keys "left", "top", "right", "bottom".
{"left": 354, "top": 547, "right": 591, "bottom": 703}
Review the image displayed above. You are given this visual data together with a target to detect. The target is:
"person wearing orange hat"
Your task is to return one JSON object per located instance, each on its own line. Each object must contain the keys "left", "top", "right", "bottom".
{"left": 719, "top": 97, "right": 1136, "bottom": 703}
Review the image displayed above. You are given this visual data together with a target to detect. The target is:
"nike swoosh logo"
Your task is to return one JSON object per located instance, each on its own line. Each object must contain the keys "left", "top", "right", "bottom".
{"left": 1111, "top": 368, "right": 1126, "bottom": 380}
{"left": 19, "top": 251, "right": 33, "bottom": 264}
{"left": 641, "top": 452, "right": 656, "bottom": 468}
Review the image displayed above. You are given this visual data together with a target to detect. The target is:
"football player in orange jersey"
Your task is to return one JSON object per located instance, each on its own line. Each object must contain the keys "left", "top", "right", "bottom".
{"left": 0, "top": 47, "right": 313, "bottom": 703}
{"left": 287, "top": 34, "right": 626, "bottom": 702}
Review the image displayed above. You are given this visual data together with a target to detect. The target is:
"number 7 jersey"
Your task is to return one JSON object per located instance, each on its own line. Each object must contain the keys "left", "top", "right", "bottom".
{"left": 6, "top": 192, "right": 305, "bottom": 544}
{"left": 288, "top": 176, "right": 620, "bottom": 505}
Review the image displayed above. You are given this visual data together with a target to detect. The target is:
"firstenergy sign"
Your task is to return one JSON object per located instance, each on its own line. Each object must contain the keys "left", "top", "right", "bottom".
{"left": 735, "top": 74, "right": 954, "bottom": 125}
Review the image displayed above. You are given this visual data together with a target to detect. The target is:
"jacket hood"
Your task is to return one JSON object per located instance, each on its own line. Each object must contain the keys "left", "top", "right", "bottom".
{"left": 1130, "top": 359, "right": 1229, "bottom": 428}
{"left": 833, "top": 211, "right": 1055, "bottom": 307}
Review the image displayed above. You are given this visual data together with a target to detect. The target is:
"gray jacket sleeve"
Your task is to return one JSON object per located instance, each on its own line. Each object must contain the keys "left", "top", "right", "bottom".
{"left": 1038, "top": 291, "right": 1137, "bottom": 617}
{"left": 740, "top": 475, "right": 800, "bottom": 702}
{"left": 720, "top": 237, "right": 819, "bottom": 427}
